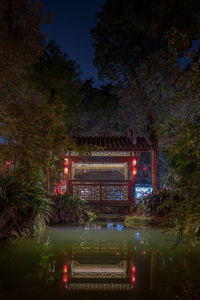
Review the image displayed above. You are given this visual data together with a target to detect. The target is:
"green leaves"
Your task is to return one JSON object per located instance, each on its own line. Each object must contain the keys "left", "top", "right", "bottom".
{"left": 0, "top": 172, "right": 50, "bottom": 214}
{"left": 50, "top": 193, "right": 96, "bottom": 223}
{"left": 1, "top": 40, "right": 85, "bottom": 176}
{"left": 0, "top": 171, "right": 52, "bottom": 239}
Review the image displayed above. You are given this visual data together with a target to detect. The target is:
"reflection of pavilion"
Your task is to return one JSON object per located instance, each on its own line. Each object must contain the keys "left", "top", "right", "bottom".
{"left": 71, "top": 240, "right": 128, "bottom": 256}
{"left": 70, "top": 260, "right": 127, "bottom": 278}
{"left": 65, "top": 282, "right": 133, "bottom": 291}
{"left": 63, "top": 239, "right": 136, "bottom": 291}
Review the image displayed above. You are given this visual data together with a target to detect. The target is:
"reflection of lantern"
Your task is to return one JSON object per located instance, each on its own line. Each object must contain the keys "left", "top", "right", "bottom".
{"left": 64, "top": 167, "right": 68, "bottom": 174}
{"left": 132, "top": 158, "right": 137, "bottom": 166}
{"left": 63, "top": 274, "right": 68, "bottom": 283}
{"left": 64, "top": 157, "right": 68, "bottom": 166}
{"left": 133, "top": 167, "right": 137, "bottom": 176}
{"left": 131, "top": 264, "right": 136, "bottom": 274}
{"left": 131, "top": 274, "right": 136, "bottom": 283}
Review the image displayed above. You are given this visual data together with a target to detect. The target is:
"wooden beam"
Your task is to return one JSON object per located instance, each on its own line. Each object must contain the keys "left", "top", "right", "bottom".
{"left": 70, "top": 156, "right": 133, "bottom": 163}
{"left": 86, "top": 201, "right": 131, "bottom": 207}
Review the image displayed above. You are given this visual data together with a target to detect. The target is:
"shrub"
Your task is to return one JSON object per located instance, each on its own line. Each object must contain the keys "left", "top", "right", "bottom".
{"left": 139, "top": 188, "right": 182, "bottom": 217}
{"left": 50, "top": 193, "right": 96, "bottom": 224}
{"left": 0, "top": 172, "right": 51, "bottom": 239}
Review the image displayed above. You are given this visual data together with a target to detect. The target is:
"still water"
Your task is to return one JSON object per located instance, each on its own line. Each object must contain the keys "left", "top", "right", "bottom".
{"left": 0, "top": 224, "right": 200, "bottom": 300}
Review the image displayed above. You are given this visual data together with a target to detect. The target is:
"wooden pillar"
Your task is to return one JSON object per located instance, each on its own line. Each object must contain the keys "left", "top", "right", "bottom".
{"left": 71, "top": 162, "right": 75, "bottom": 180}
{"left": 66, "top": 158, "right": 71, "bottom": 193}
{"left": 151, "top": 147, "right": 158, "bottom": 193}
{"left": 125, "top": 162, "right": 129, "bottom": 180}
{"left": 129, "top": 160, "right": 135, "bottom": 211}
{"left": 131, "top": 176, "right": 135, "bottom": 207}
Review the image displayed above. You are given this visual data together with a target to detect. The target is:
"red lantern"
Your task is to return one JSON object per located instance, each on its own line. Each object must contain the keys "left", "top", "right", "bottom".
{"left": 132, "top": 158, "right": 137, "bottom": 166}
{"left": 133, "top": 167, "right": 137, "bottom": 176}
{"left": 64, "top": 167, "right": 68, "bottom": 174}
{"left": 63, "top": 265, "right": 68, "bottom": 273}
{"left": 142, "top": 250, "right": 147, "bottom": 255}
{"left": 64, "top": 157, "right": 68, "bottom": 166}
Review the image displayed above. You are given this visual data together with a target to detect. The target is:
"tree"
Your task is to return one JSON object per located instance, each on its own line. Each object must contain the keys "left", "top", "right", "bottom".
{"left": 0, "top": 0, "right": 50, "bottom": 120}
{"left": 1, "top": 41, "right": 84, "bottom": 193}
{"left": 75, "top": 79, "right": 120, "bottom": 136}
{"left": 91, "top": 0, "right": 200, "bottom": 191}
{"left": 0, "top": 0, "right": 48, "bottom": 84}
{"left": 28, "top": 41, "right": 83, "bottom": 130}
{"left": 91, "top": 0, "right": 200, "bottom": 83}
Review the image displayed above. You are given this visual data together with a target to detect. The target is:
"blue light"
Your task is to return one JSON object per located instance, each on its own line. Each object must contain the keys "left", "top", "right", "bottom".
{"left": 115, "top": 224, "right": 124, "bottom": 231}
{"left": 107, "top": 222, "right": 114, "bottom": 230}
{"left": 135, "top": 232, "right": 140, "bottom": 240}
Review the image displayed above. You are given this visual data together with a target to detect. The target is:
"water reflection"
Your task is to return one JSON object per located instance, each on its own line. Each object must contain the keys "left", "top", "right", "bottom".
{"left": 0, "top": 224, "right": 200, "bottom": 300}
{"left": 61, "top": 231, "right": 135, "bottom": 291}
{"left": 43, "top": 224, "right": 156, "bottom": 296}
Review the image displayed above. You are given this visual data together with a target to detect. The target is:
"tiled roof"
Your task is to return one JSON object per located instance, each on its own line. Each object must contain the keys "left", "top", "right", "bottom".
{"left": 74, "top": 136, "right": 151, "bottom": 151}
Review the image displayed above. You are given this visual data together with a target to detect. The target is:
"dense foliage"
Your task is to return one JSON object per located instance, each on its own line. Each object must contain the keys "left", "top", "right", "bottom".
{"left": 75, "top": 79, "right": 121, "bottom": 136}
{"left": 1, "top": 0, "right": 200, "bottom": 238}
{"left": 138, "top": 189, "right": 200, "bottom": 235}
{"left": 0, "top": 171, "right": 51, "bottom": 239}
{"left": 50, "top": 193, "right": 96, "bottom": 224}
{"left": 91, "top": 0, "right": 200, "bottom": 229}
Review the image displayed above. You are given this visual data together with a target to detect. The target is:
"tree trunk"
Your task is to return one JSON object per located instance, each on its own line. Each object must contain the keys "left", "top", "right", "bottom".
{"left": 46, "top": 168, "right": 50, "bottom": 194}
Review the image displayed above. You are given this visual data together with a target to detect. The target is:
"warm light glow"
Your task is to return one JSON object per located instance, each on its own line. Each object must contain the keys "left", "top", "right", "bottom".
{"left": 63, "top": 274, "right": 68, "bottom": 283}
{"left": 142, "top": 250, "right": 147, "bottom": 255}
{"left": 132, "top": 158, "right": 137, "bottom": 166}
{"left": 6, "top": 161, "right": 12, "bottom": 166}
{"left": 116, "top": 252, "right": 120, "bottom": 255}
{"left": 64, "top": 167, "right": 69, "bottom": 174}
{"left": 63, "top": 265, "right": 68, "bottom": 273}
{"left": 131, "top": 264, "right": 136, "bottom": 274}
{"left": 64, "top": 157, "right": 69, "bottom": 166}
{"left": 131, "top": 274, "right": 136, "bottom": 283}
{"left": 133, "top": 167, "right": 137, "bottom": 176}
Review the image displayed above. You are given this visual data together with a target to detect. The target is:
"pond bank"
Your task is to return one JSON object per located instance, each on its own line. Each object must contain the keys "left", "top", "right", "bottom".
{"left": 122, "top": 213, "right": 200, "bottom": 238}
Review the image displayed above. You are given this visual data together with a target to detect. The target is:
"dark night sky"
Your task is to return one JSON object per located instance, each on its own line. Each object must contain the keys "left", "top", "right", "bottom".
{"left": 40, "top": 0, "right": 106, "bottom": 86}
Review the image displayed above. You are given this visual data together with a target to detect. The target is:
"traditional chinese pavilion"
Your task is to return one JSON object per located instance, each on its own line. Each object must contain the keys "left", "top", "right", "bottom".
{"left": 58, "top": 136, "right": 158, "bottom": 209}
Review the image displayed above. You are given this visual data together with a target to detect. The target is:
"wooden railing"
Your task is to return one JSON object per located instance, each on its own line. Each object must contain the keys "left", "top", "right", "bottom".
{"left": 68, "top": 180, "right": 132, "bottom": 204}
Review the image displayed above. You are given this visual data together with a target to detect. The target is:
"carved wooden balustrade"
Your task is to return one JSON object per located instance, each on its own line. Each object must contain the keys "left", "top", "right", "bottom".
{"left": 68, "top": 180, "right": 132, "bottom": 205}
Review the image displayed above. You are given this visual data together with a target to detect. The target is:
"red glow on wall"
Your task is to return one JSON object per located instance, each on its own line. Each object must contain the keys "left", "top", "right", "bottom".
{"left": 63, "top": 265, "right": 68, "bottom": 273}
{"left": 63, "top": 274, "right": 68, "bottom": 283}
{"left": 64, "top": 167, "right": 69, "bottom": 174}
{"left": 131, "top": 274, "right": 136, "bottom": 283}
{"left": 132, "top": 158, "right": 137, "bottom": 166}
{"left": 54, "top": 179, "right": 65, "bottom": 195}
{"left": 133, "top": 167, "right": 137, "bottom": 176}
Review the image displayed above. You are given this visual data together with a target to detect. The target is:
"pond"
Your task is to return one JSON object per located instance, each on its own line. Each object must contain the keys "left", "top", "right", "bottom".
{"left": 0, "top": 224, "right": 200, "bottom": 300}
